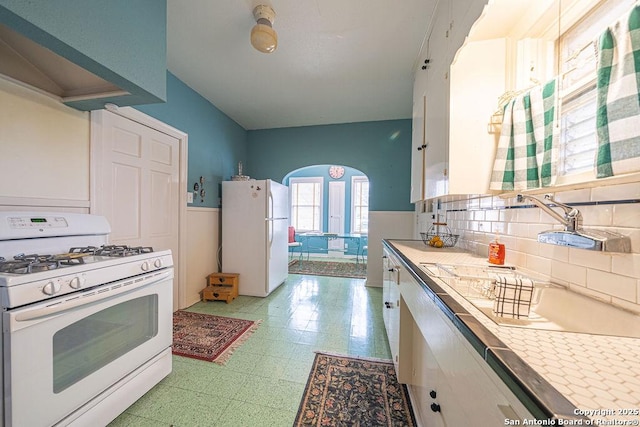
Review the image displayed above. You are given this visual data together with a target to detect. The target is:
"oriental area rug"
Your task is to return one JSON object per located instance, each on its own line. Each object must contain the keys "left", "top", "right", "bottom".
{"left": 294, "top": 352, "right": 417, "bottom": 427}
{"left": 288, "top": 260, "right": 367, "bottom": 279}
{"left": 172, "top": 311, "right": 261, "bottom": 364}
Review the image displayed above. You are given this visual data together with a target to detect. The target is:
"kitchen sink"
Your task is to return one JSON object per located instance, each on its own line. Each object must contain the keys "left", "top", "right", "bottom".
{"left": 419, "top": 262, "right": 640, "bottom": 338}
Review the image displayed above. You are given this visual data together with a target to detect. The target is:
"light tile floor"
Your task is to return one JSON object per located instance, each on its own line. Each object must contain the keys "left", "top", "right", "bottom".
{"left": 109, "top": 272, "right": 390, "bottom": 426}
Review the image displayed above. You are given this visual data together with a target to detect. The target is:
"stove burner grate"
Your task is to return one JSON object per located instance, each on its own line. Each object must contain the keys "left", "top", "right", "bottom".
{"left": 93, "top": 245, "right": 154, "bottom": 257}
{"left": 0, "top": 245, "right": 154, "bottom": 274}
{"left": 69, "top": 245, "right": 154, "bottom": 257}
{"left": 0, "top": 255, "right": 67, "bottom": 274}
{"left": 0, "top": 245, "right": 156, "bottom": 275}
{"left": 69, "top": 246, "right": 100, "bottom": 255}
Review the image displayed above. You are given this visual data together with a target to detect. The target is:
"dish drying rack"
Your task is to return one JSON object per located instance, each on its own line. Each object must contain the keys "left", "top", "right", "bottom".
{"left": 420, "top": 222, "right": 459, "bottom": 248}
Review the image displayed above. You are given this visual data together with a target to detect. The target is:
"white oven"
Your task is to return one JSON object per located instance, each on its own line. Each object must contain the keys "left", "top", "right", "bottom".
{"left": 0, "top": 212, "right": 174, "bottom": 426}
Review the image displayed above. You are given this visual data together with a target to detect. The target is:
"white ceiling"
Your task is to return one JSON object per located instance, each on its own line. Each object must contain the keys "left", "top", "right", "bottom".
{"left": 167, "top": 0, "right": 435, "bottom": 130}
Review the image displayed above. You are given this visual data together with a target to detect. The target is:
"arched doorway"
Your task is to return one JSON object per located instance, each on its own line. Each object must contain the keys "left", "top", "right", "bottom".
{"left": 283, "top": 164, "right": 369, "bottom": 271}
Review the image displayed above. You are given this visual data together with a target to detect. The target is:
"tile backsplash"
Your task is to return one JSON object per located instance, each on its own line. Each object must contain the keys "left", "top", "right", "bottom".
{"left": 417, "top": 182, "right": 640, "bottom": 314}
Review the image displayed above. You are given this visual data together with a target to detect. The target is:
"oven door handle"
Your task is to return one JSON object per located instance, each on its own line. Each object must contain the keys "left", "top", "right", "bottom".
{"left": 9, "top": 270, "right": 172, "bottom": 329}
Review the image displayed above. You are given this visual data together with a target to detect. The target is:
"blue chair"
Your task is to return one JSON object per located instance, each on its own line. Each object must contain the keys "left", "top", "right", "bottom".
{"left": 357, "top": 235, "right": 368, "bottom": 265}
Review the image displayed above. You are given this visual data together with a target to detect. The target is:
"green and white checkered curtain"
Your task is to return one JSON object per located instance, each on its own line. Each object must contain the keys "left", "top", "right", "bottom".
{"left": 489, "top": 78, "right": 559, "bottom": 191}
{"left": 596, "top": 3, "right": 640, "bottom": 178}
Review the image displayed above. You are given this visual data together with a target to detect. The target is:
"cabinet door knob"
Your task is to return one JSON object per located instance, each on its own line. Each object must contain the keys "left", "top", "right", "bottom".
{"left": 430, "top": 403, "right": 441, "bottom": 413}
{"left": 429, "top": 390, "right": 437, "bottom": 399}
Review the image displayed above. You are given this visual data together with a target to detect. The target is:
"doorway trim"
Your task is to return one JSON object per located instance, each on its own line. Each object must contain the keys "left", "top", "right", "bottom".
{"left": 89, "top": 105, "right": 188, "bottom": 309}
{"left": 328, "top": 181, "right": 345, "bottom": 253}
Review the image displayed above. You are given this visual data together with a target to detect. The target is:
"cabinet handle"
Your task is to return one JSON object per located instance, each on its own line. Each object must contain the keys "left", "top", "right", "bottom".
{"left": 430, "top": 403, "right": 441, "bottom": 412}
{"left": 388, "top": 268, "right": 396, "bottom": 272}
{"left": 429, "top": 390, "right": 437, "bottom": 399}
{"left": 382, "top": 255, "right": 387, "bottom": 259}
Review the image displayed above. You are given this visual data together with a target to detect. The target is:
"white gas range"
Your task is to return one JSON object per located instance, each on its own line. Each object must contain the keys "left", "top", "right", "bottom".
{"left": 0, "top": 212, "right": 174, "bottom": 427}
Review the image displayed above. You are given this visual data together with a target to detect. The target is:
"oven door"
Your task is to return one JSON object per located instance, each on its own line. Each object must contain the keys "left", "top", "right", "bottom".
{"left": 3, "top": 269, "right": 173, "bottom": 427}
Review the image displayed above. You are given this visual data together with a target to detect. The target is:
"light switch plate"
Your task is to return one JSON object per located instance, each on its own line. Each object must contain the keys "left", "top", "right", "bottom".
{"left": 187, "top": 192, "right": 194, "bottom": 203}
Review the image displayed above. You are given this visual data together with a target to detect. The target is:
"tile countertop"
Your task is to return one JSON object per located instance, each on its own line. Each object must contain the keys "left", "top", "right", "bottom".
{"left": 384, "top": 239, "right": 640, "bottom": 424}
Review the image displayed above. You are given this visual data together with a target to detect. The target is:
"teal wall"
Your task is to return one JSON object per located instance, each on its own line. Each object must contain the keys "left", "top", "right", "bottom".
{"left": 247, "top": 120, "right": 414, "bottom": 212}
{"left": 136, "top": 72, "right": 247, "bottom": 208}
{"left": 136, "top": 81, "right": 413, "bottom": 213}
{"left": 0, "top": 0, "right": 167, "bottom": 109}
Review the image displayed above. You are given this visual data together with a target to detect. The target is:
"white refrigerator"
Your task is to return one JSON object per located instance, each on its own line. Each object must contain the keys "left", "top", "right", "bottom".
{"left": 221, "top": 179, "right": 289, "bottom": 297}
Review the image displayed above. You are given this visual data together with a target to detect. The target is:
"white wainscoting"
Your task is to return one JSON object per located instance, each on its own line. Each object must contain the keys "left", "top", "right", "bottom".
{"left": 366, "top": 211, "right": 415, "bottom": 287}
{"left": 185, "top": 207, "right": 220, "bottom": 307}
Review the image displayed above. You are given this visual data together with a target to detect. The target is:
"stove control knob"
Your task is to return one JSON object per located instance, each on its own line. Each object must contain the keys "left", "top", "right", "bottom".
{"left": 43, "top": 281, "right": 61, "bottom": 295}
{"left": 141, "top": 261, "right": 150, "bottom": 272}
{"left": 69, "top": 276, "right": 85, "bottom": 289}
{"left": 153, "top": 258, "right": 163, "bottom": 269}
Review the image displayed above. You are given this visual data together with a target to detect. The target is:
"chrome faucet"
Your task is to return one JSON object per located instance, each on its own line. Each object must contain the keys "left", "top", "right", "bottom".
{"left": 516, "top": 194, "right": 582, "bottom": 232}
{"left": 516, "top": 194, "right": 631, "bottom": 252}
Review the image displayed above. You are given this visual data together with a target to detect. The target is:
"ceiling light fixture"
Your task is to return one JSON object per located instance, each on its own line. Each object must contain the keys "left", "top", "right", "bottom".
{"left": 250, "top": 5, "right": 277, "bottom": 53}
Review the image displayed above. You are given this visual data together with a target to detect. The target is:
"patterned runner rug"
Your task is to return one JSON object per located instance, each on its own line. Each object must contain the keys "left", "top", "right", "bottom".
{"left": 172, "top": 311, "right": 260, "bottom": 364}
{"left": 288, "top": 260, "right": 366, "bottom": 279}
{"left": 294, "top": 352, "right": 417, "bottom": 426}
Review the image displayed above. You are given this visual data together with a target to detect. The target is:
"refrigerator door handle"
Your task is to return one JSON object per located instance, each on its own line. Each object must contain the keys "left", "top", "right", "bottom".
{"left": 268, "top": 192, "right": 274, "bottom": 220}
{"left": 267, "top": 218, "right": 274, "bottom": 249}
{"left": 268, "top": 191, "right": 274, "bottom": 260}
{"left": 267, "top": 191, "right": 273, "bottom": 262}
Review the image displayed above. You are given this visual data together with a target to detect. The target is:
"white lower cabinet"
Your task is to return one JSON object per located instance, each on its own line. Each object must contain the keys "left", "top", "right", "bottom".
{"left": 410, "top": 322, "right": 469, "bottom": 426}
{"left": 382, "top": 249, "right": 411, "bottom": 383}
{"left": 383, "top": 247, "right": 533, "bottom": 425}
{"left": 382, "top": 250, "right": 400, "bottom": 366}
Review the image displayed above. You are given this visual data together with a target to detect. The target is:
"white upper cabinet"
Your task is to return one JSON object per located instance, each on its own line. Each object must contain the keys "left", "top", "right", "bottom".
{"left": 423, "top": 63, "right": 449, "bottom": 199}
{"left": 412, "top": 0, "right": 489, "bottom": 200}
{"left": 448, "top": 38, "right": 509, "bottom": 195}
{"left": 411, "top": 0, "right": 617, "bottom": 201}
{"left": 410, "top": 95, "right": 425, "bottom": 202}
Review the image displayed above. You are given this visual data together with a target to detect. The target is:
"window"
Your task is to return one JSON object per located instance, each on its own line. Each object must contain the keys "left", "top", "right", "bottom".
{"left": 290, "top": 177, "right": 323, "bottom": 232}
{"left": 351, "top": 176, "right": 369, "bottom": 233}
{"left": 558, "top": 0, "right": 636, "bottom": 177}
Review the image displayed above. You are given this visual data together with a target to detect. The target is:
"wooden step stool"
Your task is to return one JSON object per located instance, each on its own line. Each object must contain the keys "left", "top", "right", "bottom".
{"left": 202, "top": 272, "right": 239, "bottom": 303}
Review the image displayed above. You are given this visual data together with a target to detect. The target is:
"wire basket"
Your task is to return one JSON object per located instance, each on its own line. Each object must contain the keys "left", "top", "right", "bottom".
{"left": 420, "top": 222, "right": 459, "bottom": 248}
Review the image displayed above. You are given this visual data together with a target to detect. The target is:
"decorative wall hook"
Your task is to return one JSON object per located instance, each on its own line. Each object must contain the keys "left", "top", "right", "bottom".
{"left": 194, "top": 177, "right": 206, "bottom": 202}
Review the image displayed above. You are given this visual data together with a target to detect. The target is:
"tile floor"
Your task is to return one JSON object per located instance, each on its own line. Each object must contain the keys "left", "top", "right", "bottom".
{"left": 109, "top": 271, "right": 389, "bottom": 426}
